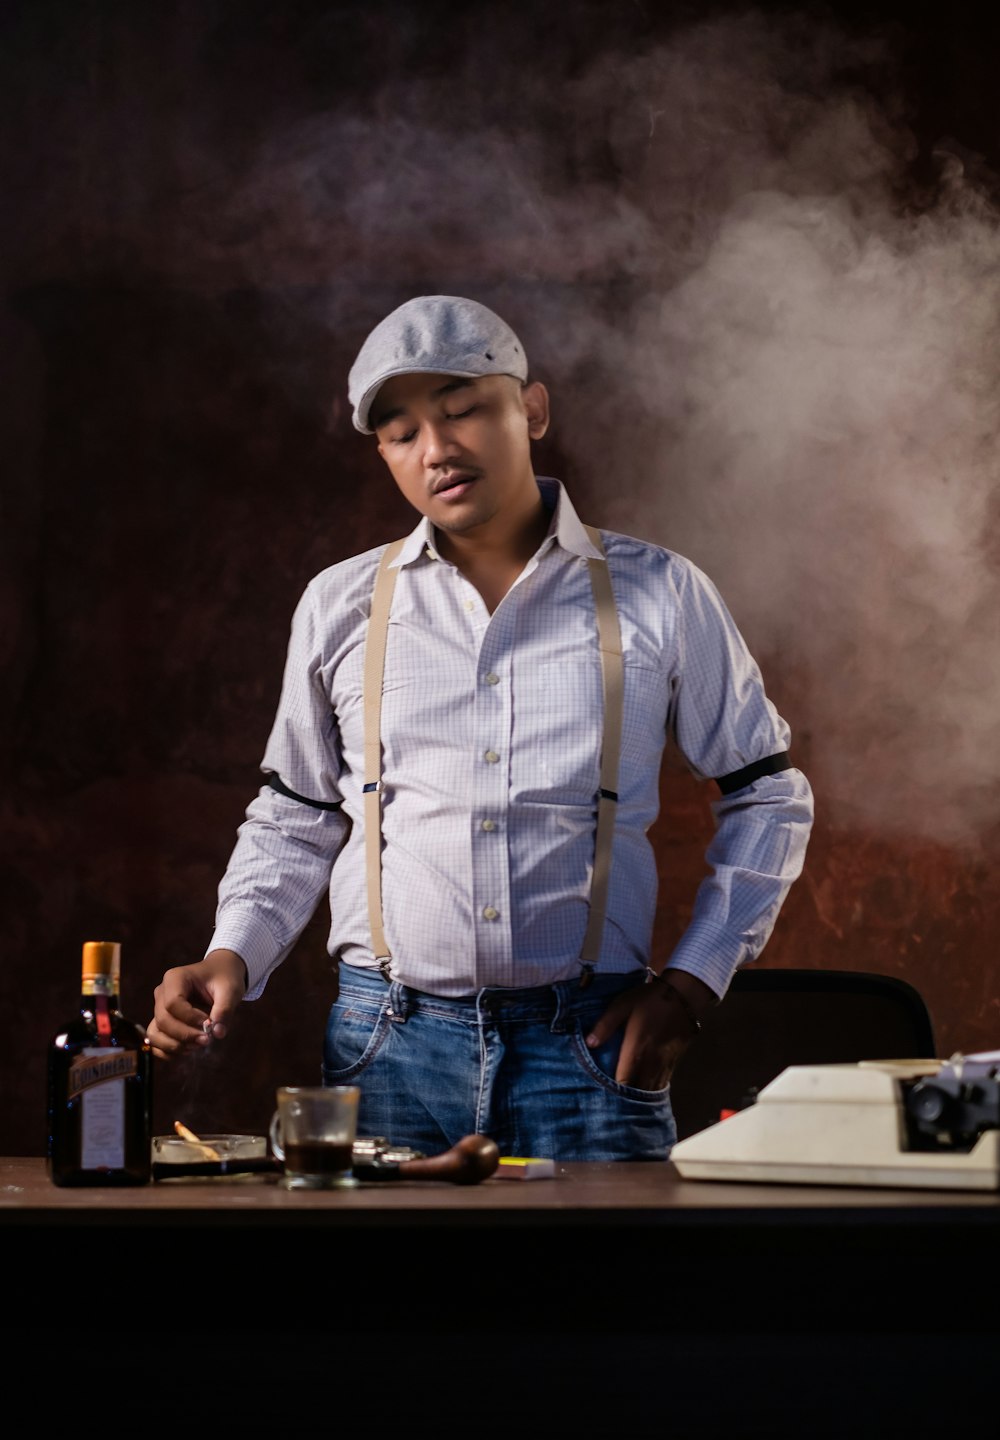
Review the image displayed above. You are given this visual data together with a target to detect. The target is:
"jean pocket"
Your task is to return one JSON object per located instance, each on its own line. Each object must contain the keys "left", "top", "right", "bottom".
{"left": 570, "top": 1023, "right": 671, "bottom": 1102}
{"left": 323, "top": 994, "right": 392, "bottom": 1082}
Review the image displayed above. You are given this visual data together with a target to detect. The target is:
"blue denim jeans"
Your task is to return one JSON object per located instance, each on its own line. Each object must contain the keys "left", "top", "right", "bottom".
{"left": 323, "top": 964, "right": 676, "bottom": 1161}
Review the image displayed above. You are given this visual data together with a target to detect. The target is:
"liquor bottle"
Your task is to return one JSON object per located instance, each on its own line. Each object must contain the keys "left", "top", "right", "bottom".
{"left": 47, "top": 940, "right": 153, "bottom": 1186}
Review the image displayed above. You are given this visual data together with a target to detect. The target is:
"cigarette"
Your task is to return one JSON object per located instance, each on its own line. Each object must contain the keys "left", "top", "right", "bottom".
{"left": 173, "top": 1121, "right": 221, "bottom": 1160}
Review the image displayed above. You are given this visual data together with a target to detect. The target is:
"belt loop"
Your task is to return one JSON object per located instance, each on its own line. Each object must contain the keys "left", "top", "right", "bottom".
{"left": 386, "top": 979, "right": 409, "bottom": 1023}
{"left": 550, "top": 980, "right": 570, "bottom": 1034}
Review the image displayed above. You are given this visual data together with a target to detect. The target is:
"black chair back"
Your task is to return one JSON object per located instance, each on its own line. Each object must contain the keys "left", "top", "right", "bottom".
{"left": 669, "top": 968, "right": 937, "bottom": 1141}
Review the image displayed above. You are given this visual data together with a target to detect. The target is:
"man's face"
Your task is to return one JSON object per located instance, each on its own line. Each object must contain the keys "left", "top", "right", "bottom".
{"left": 372, "top": 372, "right": 549, "bottom": 539}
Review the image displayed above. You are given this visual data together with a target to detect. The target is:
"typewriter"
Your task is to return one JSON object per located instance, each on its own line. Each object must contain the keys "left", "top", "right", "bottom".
{"left": 669, "top": 1051, "right": 1000, "bottom": 1191}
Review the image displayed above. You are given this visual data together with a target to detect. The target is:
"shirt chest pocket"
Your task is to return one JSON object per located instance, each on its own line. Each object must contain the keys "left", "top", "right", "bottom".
{"left": 515, "top": 658, "right": 665, "bottom": 803}
{"left": 515, "top": 659, "right": 602, "bottom": 806}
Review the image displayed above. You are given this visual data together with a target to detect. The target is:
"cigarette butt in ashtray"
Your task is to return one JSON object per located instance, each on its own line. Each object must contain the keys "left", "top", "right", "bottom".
{"left": 173, "top": 1121, "right": 222, "bottom": 1161}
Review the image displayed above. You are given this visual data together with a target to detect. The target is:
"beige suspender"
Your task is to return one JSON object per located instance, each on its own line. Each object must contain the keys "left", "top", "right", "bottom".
{"left": 362, "top": 538, "right": 405, "bottom": 964}
{"left": 362, "top": 528, "right": 623, "bottom": 979}
{"left": 579, "top": 524, "right": 624, "bottom": 971}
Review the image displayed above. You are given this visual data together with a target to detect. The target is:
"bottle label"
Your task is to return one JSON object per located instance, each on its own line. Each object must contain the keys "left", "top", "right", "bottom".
{"left": 67, "top": 1049, "right": 139, "bottom": 1099}
{"left": 73, "top": 1048, "right": 136, "bottom": 1171}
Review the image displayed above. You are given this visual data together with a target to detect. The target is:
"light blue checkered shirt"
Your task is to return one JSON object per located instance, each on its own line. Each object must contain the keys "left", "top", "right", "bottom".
{"left": 210, "top": 478, "right": 813, "bottom": 1001}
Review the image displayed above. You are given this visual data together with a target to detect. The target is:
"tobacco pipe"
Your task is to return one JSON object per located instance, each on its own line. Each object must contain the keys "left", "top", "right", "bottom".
{"left": 357, "top": 1133, "right": 500, "bottom": 1185}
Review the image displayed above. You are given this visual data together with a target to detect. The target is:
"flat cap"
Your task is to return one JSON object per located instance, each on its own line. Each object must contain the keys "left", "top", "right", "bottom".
{"left": 348, "top": 295, "right": 528, "bottom": 433}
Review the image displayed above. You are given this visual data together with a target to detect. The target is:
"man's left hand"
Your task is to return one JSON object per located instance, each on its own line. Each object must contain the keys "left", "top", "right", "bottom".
{"left": 585, "top": 969, "right": 717, "bottom": 1090}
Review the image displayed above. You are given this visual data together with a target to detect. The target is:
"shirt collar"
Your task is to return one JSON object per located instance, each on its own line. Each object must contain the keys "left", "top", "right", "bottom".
{"left": 537, "top": 476, "right": 603, "bottom": 560}
{"left": 389, "top": 476, "right": 602, "bottom": 570}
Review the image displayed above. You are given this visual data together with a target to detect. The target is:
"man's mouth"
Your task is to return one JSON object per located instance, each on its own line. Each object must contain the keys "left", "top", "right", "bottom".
{"left": 432, "top": 471, "right": 480, "bottom": 497}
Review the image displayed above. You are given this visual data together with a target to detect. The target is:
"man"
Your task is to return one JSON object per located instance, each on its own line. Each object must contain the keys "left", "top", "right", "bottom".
{"left": 148, "top": 294, "right": 814, "bottom": 1160}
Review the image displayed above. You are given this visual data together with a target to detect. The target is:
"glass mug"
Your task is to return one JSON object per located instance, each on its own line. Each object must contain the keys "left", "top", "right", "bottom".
{"left": 269, "top": 1085, "right": 361, "bottom": 1189}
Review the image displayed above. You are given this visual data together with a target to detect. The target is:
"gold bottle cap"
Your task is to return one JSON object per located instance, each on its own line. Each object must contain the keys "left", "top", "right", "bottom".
{"left": 81, "top": 941, "right": 121, "bottom": 982}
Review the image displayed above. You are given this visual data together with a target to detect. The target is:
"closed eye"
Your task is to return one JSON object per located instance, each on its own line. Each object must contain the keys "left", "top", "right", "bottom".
{"left": 387, "top": 405, "right": 478, "bottom": 444}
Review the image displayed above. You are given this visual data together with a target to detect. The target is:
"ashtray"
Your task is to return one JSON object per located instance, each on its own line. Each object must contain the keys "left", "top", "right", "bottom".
{"left": 151, "top": 1133, "right": 273, "bottom": 1181}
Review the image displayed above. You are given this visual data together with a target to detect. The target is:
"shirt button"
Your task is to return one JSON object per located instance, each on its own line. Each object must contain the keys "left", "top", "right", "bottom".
{"left": 484, "top": 672, "right": 500, "bottom": 686}
{"left": 482, "top": 906, "right": 499, "bottom": 921}
{"left": 464, "top": 599, "right": 476, "bottom": 611}
{"left": 481, "top": 819, "right": 497, "bottom": 832}
{"left": 484, "top": 750, "right": 500, "bottom": 764}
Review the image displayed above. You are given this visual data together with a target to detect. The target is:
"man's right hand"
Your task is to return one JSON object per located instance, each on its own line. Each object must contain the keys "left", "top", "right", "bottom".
{"left": 146, "top": 948, "right": 247, "bottom": 1060}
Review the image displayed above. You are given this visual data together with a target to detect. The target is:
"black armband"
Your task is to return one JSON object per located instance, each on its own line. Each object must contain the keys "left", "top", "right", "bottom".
{"left": 264, "top": 772, "right": 342, "bottom": 812}
{"left": 715, "top": 752, "right": 793, "bottom": 795}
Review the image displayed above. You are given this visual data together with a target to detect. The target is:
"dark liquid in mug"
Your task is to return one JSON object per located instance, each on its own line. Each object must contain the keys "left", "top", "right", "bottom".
{"left": 283, "top": 1141, "right": 353, "bottom": 1177}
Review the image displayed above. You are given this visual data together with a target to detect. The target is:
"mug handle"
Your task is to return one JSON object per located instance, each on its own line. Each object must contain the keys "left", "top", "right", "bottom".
{"left": 268, "top": 1109, "right": 284, "bottom": 1162}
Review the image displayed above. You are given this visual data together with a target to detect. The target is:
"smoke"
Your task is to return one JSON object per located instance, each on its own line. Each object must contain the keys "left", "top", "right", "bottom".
{"left": 13, "top": 6, "right": 1000, "bottom": 845}
{"left": 632, "top": 179, "right": 1000, "bottom": 846}
{"left": 193, "top": 10, "right": 1000, "bottom": 847}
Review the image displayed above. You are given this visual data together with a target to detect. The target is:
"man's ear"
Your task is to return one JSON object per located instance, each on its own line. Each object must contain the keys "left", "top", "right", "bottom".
{"left": 522, "top": 381, "right": 550, "bottom": 440}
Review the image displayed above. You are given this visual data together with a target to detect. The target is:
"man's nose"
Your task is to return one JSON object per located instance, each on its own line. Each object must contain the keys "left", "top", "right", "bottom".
{"left": 421, "top": 419, "right": 459, "bottom": 465}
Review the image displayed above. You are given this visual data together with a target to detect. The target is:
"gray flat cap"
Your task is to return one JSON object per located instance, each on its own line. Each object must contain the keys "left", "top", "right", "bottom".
{"left": 348, "top": 295, "right": 528, "bottom": 433}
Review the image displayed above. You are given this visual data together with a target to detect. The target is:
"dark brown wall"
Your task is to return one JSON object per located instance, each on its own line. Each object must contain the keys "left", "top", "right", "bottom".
{"left": 5, "top": 0, "right": 1000, "bottom": 1155}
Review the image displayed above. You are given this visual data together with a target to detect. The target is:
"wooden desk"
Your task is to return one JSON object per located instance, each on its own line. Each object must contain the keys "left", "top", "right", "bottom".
{"left": 4, "top": 1157, "right": 997, "bottom": 1433}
